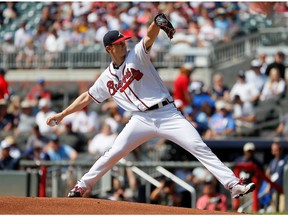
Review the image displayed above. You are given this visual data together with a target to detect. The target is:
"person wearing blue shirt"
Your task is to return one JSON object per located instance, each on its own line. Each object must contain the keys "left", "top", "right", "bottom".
{"left": 46, "top": 135, "right": 78, "bottom": 161}
{"left": 205, "top": 100, "right": 236, "bottom": 139}
{"left": 265, "top": 140, "right": 288, "bottom": 212}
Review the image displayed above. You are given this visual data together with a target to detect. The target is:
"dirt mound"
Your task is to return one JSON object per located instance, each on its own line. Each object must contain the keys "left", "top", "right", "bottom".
{"left": 0, "top": 196, "right": 240, "bottom": 214}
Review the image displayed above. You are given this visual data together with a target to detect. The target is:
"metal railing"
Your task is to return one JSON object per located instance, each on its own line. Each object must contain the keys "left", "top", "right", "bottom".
{"left": 19, "top": 159, "right": 229, "bottom": 200}
{"left": 17, "top": 158, "right": 288, "bottom": 212}
{"left": 1, "top": 28, "right": 288, "bottom": 70}
{"left": 156, "top": 166, "right": 196, "bottom": 208}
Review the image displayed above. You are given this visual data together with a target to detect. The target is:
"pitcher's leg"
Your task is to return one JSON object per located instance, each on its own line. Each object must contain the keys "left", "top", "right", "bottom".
{"left": 159, "top": 116, "right": 239, "bottom": 190}
{"left": 77, "top": 116, "right": 155, "bottom": 190}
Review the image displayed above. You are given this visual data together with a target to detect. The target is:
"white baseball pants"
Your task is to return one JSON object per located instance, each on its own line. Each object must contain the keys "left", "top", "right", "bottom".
{"left": 77, "top": 103, "right": 239, "bottom": 190}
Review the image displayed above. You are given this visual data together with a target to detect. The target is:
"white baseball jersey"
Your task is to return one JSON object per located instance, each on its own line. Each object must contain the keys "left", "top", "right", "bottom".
{"left": 88, "top": 39, "right": 173, "bottom": 112}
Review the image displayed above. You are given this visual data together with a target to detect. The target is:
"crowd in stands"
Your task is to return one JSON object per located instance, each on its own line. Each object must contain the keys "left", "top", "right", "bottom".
{"left": 0, "top": 1, "right": 288, "bottom": 213}
{"left": 174, "top": 51, "right": 287, "bottom": 139}
{"left": 0, "top": 2, "right": 288, "bottom": 68}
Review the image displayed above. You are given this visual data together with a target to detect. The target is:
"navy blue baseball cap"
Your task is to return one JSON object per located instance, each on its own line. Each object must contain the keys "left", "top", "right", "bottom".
{"left": 103, "top": 30, "right": 131, "bottom": 47}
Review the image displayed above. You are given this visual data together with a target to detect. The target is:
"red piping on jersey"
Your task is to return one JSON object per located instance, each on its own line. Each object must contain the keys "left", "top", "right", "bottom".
{"left": 88, "top": 90, "right": 101, "bottom": 103}
{"left": 123, "top": 91, "right": 142, "bottom": 111}
{"left": 127, "top": 86, "right": 149, "bottom": 110}
{"left": 109, "top": 65, "right": 120, "bottom": 81}
{"left": 122, "top": 65, "right": 127, "bottom": 76}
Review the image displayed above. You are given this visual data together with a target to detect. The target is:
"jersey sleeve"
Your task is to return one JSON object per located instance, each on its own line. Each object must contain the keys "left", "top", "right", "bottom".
{"left": 88, "top": 73, "right": 110, "bottom": 104}
{"left": 134, "top": 39, "right": 151, "bottom": 65}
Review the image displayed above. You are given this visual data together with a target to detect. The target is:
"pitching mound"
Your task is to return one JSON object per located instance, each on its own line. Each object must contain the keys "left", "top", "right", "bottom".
{"left": 0, "top": 196, "right": 241, "bottom": 215}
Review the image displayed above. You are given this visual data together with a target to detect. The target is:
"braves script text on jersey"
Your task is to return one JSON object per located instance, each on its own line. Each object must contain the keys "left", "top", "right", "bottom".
{"left": 75, "top": 39, "right": 239, "bottom": 191}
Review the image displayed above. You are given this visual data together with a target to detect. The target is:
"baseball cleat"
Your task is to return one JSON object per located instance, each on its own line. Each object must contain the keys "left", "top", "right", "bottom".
{"left": 230, "top": 178, "right": 256, "bottom": 199}
{"left": 68, "top": 186, "right": 84, "bottom": 198}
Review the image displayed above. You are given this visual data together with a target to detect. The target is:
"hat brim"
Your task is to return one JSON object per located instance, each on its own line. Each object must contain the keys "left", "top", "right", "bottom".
{"left": 112, "top": 36, "right": 131, "bottom": 45}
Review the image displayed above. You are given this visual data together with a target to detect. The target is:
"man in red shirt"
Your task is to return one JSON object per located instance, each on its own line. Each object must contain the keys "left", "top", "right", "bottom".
{"left": 0, "top": 68, "right": 9, "bottom": 100}
{"left": 173, "top": 63, "right": 194, "bottom": 112}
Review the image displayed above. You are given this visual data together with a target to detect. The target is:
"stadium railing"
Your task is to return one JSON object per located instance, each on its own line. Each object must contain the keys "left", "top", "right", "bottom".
{"left": 1, "top": 28, "right": 287, "bottom": 70}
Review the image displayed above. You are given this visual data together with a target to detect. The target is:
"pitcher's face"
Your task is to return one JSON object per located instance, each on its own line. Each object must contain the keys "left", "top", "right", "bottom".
{"left": 107, "top": 41, "right": 127, "bottom": 58}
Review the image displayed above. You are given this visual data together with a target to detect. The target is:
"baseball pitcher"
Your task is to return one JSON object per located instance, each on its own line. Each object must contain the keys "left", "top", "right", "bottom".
{"left": 47, "top": 13, "right": 255, "bottom": 200}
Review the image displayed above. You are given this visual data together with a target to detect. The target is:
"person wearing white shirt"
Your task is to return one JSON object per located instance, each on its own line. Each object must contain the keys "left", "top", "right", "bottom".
{"left": 230, "top": 70, "right": 260, "bottom": 103}
{"left": 71, "top": 106, "right": 100, "bottom": 138}
{"left": 14, "top": 21, "right": 32, "bottom": 50}
{"left": 35, "top": 98, "right": 57, "bottom": 136}
{"left": 88, "top": 122, "right": 117, "bottom": 156}
{"left": 245, "top": 59, "right": 267, "bottom": 92}
{"left": 260, "top": 68, "right": 286, "bottom": 101}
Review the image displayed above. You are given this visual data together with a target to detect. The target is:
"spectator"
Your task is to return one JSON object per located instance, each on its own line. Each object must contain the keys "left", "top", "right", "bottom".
{"left": 0, "top": 140, "right": 19, "bottom": 170}
{"left": 174, "top": 165, "right": 194, "bottom": 207}
{"left": 196, "top": 181, "right": 228, "bottom": 211}
{"left": 46, "top": 134, "right": 78, "bottom": 161}
{"left": 25, "top": 124, "right": 50, "bottom": 159}
{"left": 150, "top": 178, "right": 181, "bottom": 206}
{"left": 210, "top": 73, "right": 229, "bottom": 101}
{"left": 234, "top": 142, "right": 263, "bottom": 180}
{"left": 16, "top": 99, "right": 36, "bottom": 136}
{"left": 1, "top": 33, "right": 16, "bottom": 62}
{"left": 59, "top": 121, "right": 86, "bottom": 153}
{"left": 233, "top": 142, "right": 264, "bottom": 211}
{"left": 26, "top": 78, "right": 51, "bottom": 102}
{"left": 204, "top": 100, "right": 236, "bottom": 139}
{"left": 245, "top": 59, "right": 268, "bottom": 92}
{"left": 260, "top": 67, "right": 286, "bottom": 101}
{"left": 187, "top": 167, "right": 217, "bottom": 197}
{"left": 198, "top": 17, "right": 221, "bottom": 47}
{"left": 265, "top": 139, "right": 288, "bottom": 212}
{"left": 0, "top": 68, "right": 9, "bottom": 100}
{"left": 44, "top": 28, "right": 66, "bottom": 67}
{"left": 275, "top": 112, "right": 288, "bottom": 138}
{"left": 188, "top": 80, "right": 215, "bottom": 110}
{"left": 183, "top": 105, "right": 209, "bottom": 136}
{"left": 265, "top": 51, "right": 286, "bottom": 80}
{"left": 2, "top": 2, "right": 17, "bottom": 21}
{"left": 0, "top": 99, "right": 15, "bottom": 135}
{"left": 39, "top": 6, "right": 55, "bottom": 30}
{"left": 7, "top": 95, "right": 21, "bottom": 120}
{"left": 173, "top": 63, "right": 194, "bottom": 111}
{"left": 213, "top": 7, "right": 231, "bottom": 42}
{"left": 2, "top": 136, "right": 21, "bottom": 159}
{"left": 88, "top": 122, "right": 117, "bottom": 156}
{"left": 15, "top": 37, "right": 36, "bottom": 69}
{"left": 229, "top": 70, "right": 260, "bottom": 104}
{"left": 71, "top": 105, "right": 100, "bottom": 140}
{"left": 71, "top": 2, "right": 92, "bottom": 18}
{"left": 258, "top": 52, "right": 268, "bottom": 75}
{"left": 45, "top": 134, "right": 78, "bottom": 196}
{"left": 14, "top": 20, "right": 32, "bottom": 51}
{"left": 23, "top": 142, "right": 50, "bottom": 161}
{"left": 35, "top": 98, "right": 57, "bottom": 136}
{"left": 69, "top": 21, "right": 86, "bottom": 48}
{"left": 232, "top": 95, "right": 256, "bottom": 134}
{"left": 34, "top": 24, "right": 49, "bottom": 50}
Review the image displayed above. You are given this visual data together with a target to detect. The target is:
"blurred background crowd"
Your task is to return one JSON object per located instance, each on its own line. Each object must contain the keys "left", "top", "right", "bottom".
{"left": 0, "top": 2, "right": 288, "bottom": 68}
{"left": 0, "top": 1, "right": 288, "bottom": 214}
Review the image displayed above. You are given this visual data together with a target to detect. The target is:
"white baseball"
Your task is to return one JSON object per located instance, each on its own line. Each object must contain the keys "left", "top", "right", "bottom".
{"left": 48, "top": 119, "right": 57, "bottom": 127}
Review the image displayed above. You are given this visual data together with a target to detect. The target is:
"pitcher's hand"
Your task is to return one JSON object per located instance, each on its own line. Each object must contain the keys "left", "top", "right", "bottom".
{"left": 46, "top": 113, "right": 64, "bottom": 127}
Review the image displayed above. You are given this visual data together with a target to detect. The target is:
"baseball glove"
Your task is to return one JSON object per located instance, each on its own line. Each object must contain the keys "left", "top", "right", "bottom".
{"left": 154, "top": 13, "right": 175, "bottom": 39}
